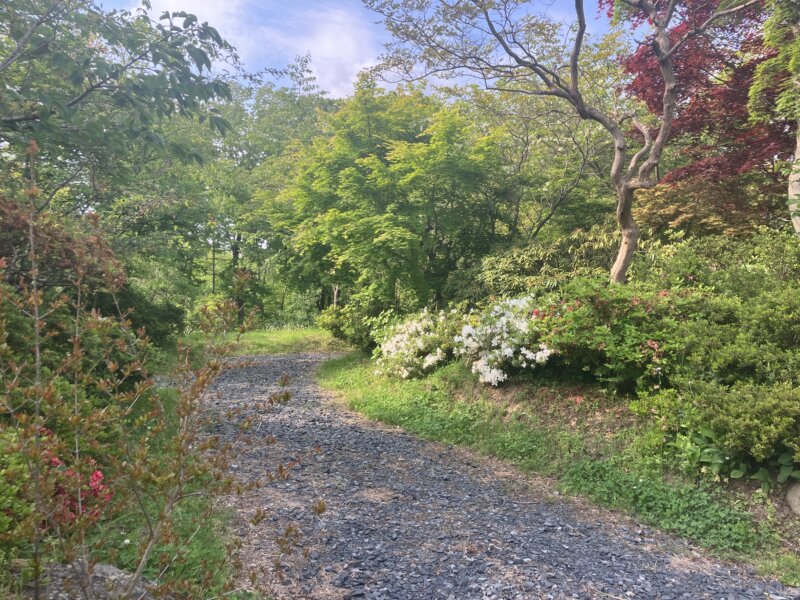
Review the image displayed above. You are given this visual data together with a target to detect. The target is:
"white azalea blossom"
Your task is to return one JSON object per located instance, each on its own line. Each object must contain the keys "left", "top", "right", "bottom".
{"left": 375, "top": 294, "right": 554, "bottom": 385}
{"left": 454, "top": 294, "right": 554, "bottom": 385}
{"left": 376, "top": 309, "right": 463, "bottom": 379}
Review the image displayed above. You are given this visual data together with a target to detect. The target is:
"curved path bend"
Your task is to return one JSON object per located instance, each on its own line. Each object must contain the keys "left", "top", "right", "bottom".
{"left": 210, "top": 353, "right": 796, "bottom": 600}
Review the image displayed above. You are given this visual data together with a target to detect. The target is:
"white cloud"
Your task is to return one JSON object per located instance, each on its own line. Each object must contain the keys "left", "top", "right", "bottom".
{"left": 259, "top": 6, "right": 381, "bottom": 97}
{"left": 131, "top": 0, "right": 383, "bottom": 97}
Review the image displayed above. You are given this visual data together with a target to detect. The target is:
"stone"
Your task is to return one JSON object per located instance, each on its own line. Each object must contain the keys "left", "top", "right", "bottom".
{"left": 787, "top": 481, "right": 800, "bottom": 516}
{"left": 24, "top": 562, "right": 160, "bottom": 600}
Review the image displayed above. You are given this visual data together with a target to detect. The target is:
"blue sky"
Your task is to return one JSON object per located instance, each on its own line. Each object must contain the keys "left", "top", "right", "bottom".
{"left": 101, "top": 0, "right": 610, "bottom": 97}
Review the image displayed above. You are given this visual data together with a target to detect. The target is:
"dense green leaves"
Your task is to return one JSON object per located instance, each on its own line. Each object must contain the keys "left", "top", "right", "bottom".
{"left": 0, "top": 0, "right": 235, "bottom": 205}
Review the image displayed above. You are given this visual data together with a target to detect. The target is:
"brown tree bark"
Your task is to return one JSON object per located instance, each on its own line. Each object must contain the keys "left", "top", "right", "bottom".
{"left": 610, "top": 186, "right": 639, "bottom": 283}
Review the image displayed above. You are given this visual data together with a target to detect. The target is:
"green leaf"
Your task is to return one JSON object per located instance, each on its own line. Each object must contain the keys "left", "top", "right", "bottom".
{"left": 185, "top": 46, "right": 211, "bottom": 72}
{"left": 777, "top": 464, "right": 794, "bottom": 483}
{"left": 729, "top": 469, "right": 744, "bottom": 479}
{"left": 750, "top": 467, "right": 771, "bottom": 483}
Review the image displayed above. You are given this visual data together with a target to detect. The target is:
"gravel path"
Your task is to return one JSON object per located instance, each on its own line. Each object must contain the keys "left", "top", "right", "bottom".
{"left": 210, "top": 354, "right": 797, "bottom": 600}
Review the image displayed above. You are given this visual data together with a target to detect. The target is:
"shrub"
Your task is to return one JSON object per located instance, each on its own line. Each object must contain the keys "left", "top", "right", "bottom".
{"left": 93, "top": 286, "right": 185, "bottom": 346}
{"left": 539, "top": 278, "right": 683, "bottom": 392}
{"left": 647, "top": 382, "right": 800, "bottom": 466}
{"left": 316, "top": 304, "right": 377, "bottom": 351}
{"left": 375, "top": 308, "right": 464, "bottom": 379}
{"left": 0, "top": 430, "right": 32, "bottom": 570}
{"left": 371, "top": 229, "right": 800, "bottom": 481}
{"left": 455, "top": 296, "right": 553, "bottom": 385}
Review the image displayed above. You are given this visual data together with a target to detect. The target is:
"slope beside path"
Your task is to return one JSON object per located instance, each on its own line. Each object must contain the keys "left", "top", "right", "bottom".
{"left": 209, "top": 353, "right": 796, "bottom": 600}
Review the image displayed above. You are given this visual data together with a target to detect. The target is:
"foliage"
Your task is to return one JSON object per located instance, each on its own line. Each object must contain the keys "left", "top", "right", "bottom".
{"left": 750, "top": 0, "right": 800, "bottom": 123}
{"left": 276, "top": 83, "right": 533, "bottom": 331}
{"left": 375, "top": 308, "right": 464, "bottom": 379}
{"left": 92, "top": 286, "right": 185, "bottom": 346}
{"left": 622, "top": 2, "right": 792, "bottom": 185}
{"left": 476, "top": 220, "right": 628, "bottom": 297}
{"left": 316, "top": 304, "right": 377, "bottom": 352}
{"left": 634, "top": 177, "right": 786, "bottom": 236}
{"left": 0, "top": 430, "right": 32, "bottom": 570}
{"left": 0, "top": 0, "right": 237, "bottom": 205}
{"left": 561, "top": 460, "right": 759, "bottom": 553}
{"left": 0, "top": 170, "right": 250, "bottom": 596}
{"left": 643, "top": 383, "right": 800, "bottom": 481}
{"left": 375, "top": 229, "right": 800, "bottom": 488}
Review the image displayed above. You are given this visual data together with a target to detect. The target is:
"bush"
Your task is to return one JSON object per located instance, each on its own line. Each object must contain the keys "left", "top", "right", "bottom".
{"left": 455, "top": 296, "right": 553, "bottom": 385}
{"left": 453, "top": 278, "right": 687, "bottom": 391}
{"left": 0, "top": 431, "right": 32, "bottom": 571}
{"left": 93, "top": 286, "right": 185, "bottom": 346}
{"left": 316, "top": 301, "right": 391, "bottom": 351}
{"left": 372, "top": 229, "right": 800, "bottom": 481}
{"left": 647, "top": 382, "right": 800, "bottom": 466}
{"left": 375, "top": 308, "right": 464, "bottom": 379}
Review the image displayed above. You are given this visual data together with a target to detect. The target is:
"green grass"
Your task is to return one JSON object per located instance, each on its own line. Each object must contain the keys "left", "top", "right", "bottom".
{"left": 232, "top": 327, "right": 346, "bottom": 355}
{"left": 150, "top": 327, "right": 346, "bottom": 375}
{"left": 318, "top": 353, "right": 799, "bottom": 584}
{"left": 90, "top": 495, "right": 235, "bottom": 594}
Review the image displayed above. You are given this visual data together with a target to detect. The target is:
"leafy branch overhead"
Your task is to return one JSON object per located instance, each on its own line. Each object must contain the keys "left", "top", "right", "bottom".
{"left": 0, "top": 0, "right": 236, "bottom": 205}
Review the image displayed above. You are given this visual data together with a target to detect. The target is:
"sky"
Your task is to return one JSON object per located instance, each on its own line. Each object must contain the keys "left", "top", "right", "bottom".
{"left": 101, "top": 0, "right": 610, "bottom": 98}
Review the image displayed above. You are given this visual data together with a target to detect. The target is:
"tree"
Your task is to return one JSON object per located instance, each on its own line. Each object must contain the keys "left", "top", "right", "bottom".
{"left": 750, "top": 0, "right": 800, "bottom": 233}
{"left": 270, "top": 83, "right": 521, "bottom": 317}
{"left": 622, "top": 5, "right": 794, "bottom": 234}
{"left": 366, "top": 0, "right": 761, "bottom": 282}
{"left": 0, "top": 0, "right": 235, "bottom": 209}
{"left": 458, "top": 86, "right": 612, "bottom": 242}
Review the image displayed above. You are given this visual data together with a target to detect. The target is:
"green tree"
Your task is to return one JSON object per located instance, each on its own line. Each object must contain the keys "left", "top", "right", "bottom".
{"left": 750, "top": 0, "right": 800, "bottom": 233}
{"left": 366, "top": 0, "right": 762, "bottom": 283}
{"left": 0, "top": 0, "right": 234, "bottom": 207}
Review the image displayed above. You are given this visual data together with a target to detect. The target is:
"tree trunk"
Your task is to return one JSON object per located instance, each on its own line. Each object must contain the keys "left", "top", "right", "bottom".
{"left": 610, "top": 185, "right": 639, "bottom": 284}
{"left": 790, "top": 121, "right": 800, "bottom": 234}
{"left": 231, "top": 233, "right": 241, "bottom": 269}
{"left": 211, "top": 234, "right": 216, "bottom": 294}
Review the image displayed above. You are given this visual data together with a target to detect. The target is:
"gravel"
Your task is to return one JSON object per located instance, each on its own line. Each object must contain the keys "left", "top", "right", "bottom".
{"left": 209, "top": 353, "right": 798, "bottom": 600}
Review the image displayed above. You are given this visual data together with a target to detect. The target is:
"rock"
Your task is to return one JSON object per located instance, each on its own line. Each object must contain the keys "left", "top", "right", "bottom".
{"left": 24, "top": 562, "right": 160, "bottom": 600}
{"left": 787, "top": 482, "right": 800, "bottom": 516}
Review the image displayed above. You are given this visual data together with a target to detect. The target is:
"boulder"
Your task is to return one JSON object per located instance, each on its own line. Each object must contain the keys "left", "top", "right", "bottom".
{"left": 787, "top": 481, "right": 800, "bottom": 516}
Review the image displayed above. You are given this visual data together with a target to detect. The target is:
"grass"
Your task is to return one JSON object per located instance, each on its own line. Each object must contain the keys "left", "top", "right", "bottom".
{"left": 232, "top": 327, "right": 347, "bottom": 355}
{"left": 149, "top": 327, "right": 346, "bottom": 374}
{"left": 317, "top": 352, "right": 800, "bottom": 586}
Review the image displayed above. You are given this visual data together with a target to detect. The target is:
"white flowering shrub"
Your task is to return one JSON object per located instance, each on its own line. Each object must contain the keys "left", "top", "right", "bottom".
{"left": 455, "top": 296, "right": 553, "bottom": 385}
{"left": 375, "top": 308, "right": 464, "bottom": 379}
